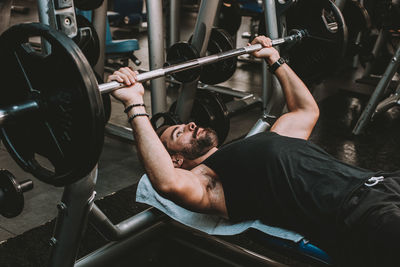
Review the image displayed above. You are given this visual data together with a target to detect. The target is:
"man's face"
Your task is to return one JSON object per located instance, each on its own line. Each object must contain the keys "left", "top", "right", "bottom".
{"left": 160, "top": 122, "right": 218, "bottom": 160}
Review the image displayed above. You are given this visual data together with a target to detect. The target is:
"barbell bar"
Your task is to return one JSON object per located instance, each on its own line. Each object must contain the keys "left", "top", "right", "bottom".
{"left": 100, "top": 29, "right": 308, "bottom": 94}
{"left": 0, "top": 29, "right": 307, "bottom": 126}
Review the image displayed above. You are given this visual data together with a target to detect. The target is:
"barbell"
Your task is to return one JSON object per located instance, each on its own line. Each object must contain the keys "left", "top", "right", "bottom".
{"left": 0, "top": 23, "right": 306, "bottom": 187}
{"left": 100, "top": 29, "right": 308, "bottom": 93}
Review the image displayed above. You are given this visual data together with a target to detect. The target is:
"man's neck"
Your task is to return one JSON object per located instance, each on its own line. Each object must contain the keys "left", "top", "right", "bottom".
{"left": 182, "top": 147, "right": 218, "bottom": 170}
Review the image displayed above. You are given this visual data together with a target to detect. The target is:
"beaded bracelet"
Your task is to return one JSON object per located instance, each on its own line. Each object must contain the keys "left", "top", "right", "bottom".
{"left": 124, "top": 103, "right": 146, "bottom": 113}
{"left": 128, "top": 113, "right": 149, "bottom": 123}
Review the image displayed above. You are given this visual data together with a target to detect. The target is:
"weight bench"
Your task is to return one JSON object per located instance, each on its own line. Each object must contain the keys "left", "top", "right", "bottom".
{"left": 136, "top": 173, "right": 333, "bottom": 266}
{"left": 76, "top": 9, "right": 141, "bottom": 69}
{"left": 73, "top": 173, "right": 332, "bottom": 267}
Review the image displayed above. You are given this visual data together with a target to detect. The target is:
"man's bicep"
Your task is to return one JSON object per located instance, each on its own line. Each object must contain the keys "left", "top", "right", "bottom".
{"left": 270, "top": 111, "right": 317, "bottom": 140}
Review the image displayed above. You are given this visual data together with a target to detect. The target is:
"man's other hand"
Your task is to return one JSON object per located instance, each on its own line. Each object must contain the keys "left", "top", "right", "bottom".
{"left": 107, "top": 67, "right": 145, "bottom": 106}
{"left": 250, "top": 36, "right": 280, "bottom": 65}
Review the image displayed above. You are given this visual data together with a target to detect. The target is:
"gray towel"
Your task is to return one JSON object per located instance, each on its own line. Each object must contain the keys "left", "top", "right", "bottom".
{"left": 136, "top": 174, "right": 304, "bottom": 242}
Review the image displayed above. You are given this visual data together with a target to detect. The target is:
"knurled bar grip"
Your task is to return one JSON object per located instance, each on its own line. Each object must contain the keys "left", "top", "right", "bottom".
{"left": 97, "top": 44, "right": 264, "bottom": 94}
{"left": 0, "top": 30, "right": 307, "bottom": 125}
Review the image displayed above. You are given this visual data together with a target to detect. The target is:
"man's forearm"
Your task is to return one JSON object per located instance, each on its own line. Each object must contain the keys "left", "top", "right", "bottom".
{"left": 268, "top": 56, "right": 319, "bottom": 113}
{"left": 126, "top": 105, "right": 176, "bottom": 191}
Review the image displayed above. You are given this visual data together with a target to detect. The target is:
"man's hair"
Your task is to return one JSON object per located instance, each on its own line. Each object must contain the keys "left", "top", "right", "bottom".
{"left": 156, "top": 124, "right": 176, "bottom": 155}
{"left": 156, "top": 124, "right": 170, "bottom": 138}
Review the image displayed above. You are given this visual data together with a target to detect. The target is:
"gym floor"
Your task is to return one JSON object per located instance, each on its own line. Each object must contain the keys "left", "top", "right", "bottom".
{"left": 1, "top": 1, "right": 400, "bottom": 266}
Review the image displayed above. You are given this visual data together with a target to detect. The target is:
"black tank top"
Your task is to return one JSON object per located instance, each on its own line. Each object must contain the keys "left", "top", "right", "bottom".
{"left": 202, "top": 132, "right": 375, "bottom": 241}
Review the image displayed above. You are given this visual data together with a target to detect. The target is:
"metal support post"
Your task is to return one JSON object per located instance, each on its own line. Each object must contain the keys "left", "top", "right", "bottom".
{"left": 175, "top": 0, "right": 222, "bottom": 122}
{"left": 335, "top": 0, "right": 346, "bottom": 11}
{"left": 246, "top": 115, "right": 272, "bottom": 137}
{"left": 352, "top": 0, "right": 364, "bottom": 67}
{"left": 145, "top": 0, "right": 167, "bottom": 115}
{"left": 0, "top": 0, "right": 12, "bottom": 35}
{"left": 247, "top": 0, "right": 283, "bottom": 136}
{"left": 362, "top": 28, "right": 388, "bottom": 78}
{"left": 37, "top": 0, "right": 56, "bottom": 29}
{"left": 260, "top": 0, "right": 285, "bottom": 116}
{"left": 168, "top": 0, "right": 181, "bottom": 48}
{"left": 37, "top": 0, "right": 57, "bottom": 54}
{"left": 352, "top": 32, "right": 362, "bottom": 68}
{"left": 38, "top": 0, "right": 77, "bottom": 43}
{"left": 261, "top": 0, "right": 285, "bottom": 117}
{"left": 353, "top": 43, "right": 400, "bottom": 135}
{"left": 93, "top": 0, "right": 108, "bottom": 76}
{"left": 48, "top": 167, "right": 98, "bottom": 267}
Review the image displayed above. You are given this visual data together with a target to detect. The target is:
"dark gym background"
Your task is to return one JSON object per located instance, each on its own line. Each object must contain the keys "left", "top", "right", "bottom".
{"left": 0, "top": 0, "right": 399, "bottom": 266}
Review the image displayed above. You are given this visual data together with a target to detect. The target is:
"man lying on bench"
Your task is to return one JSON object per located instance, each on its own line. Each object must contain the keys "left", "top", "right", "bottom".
{"left": 109, "top": 36, "right": 400, "bottom": 267}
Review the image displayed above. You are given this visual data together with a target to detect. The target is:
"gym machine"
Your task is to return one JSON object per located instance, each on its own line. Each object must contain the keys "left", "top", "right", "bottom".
{"left": 343, "top": 0, "right": 400, "bottom": 134}
{"left": 0, "top": 0, "right": 348, "bottom": 265}
{"left": 35, "top": 0, "right": 153, "bottom": 143}
{"left": 0, "top": 22, "right": 316, "bottom": 267}
{"left": 105, "top": 0, "right": 347, "bottom": 145}
{"left": 353, "top": 42, "right": 400, "bottom": 134}
{"left": 154, "top": 0, "right": 348, "bottom": 143}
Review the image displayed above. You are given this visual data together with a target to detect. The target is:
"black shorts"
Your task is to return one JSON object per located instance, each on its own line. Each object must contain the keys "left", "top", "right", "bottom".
{"left": 338, "top": 172, "right": 400, "bottom": 267}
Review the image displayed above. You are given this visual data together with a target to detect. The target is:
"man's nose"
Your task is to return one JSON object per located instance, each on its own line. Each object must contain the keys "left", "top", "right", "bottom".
{"left": 187, "top": 122, "right": 196, "bottom": 131}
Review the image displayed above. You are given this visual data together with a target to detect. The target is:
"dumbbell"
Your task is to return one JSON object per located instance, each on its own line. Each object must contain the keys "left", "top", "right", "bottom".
{"left": 0, "top": 169, "right": 33, "bottom": 218}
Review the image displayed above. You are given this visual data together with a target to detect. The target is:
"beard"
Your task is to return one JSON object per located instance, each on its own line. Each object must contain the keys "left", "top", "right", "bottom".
{"left": 180, "top": 127, "right": 218, "bottom": 160}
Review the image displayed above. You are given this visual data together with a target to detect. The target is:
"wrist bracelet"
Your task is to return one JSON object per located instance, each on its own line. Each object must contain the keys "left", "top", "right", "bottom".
{"left": 128, "top": 113, "right": 149, "bottom": 123}
{"left": 124, "top": 103, "right": 146, "bottom": 113}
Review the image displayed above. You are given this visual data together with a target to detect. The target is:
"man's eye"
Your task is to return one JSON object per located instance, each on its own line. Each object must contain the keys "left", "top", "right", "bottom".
{"left": 177, "top": 131, "right": 182, "bottom": 137}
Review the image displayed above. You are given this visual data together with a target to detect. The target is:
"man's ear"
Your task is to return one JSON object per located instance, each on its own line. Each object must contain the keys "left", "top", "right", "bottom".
{"left": 171, "top": 154, "right": 184, "bottom": 168}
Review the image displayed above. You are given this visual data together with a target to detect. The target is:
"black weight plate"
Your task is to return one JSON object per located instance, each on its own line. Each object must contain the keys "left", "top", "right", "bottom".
{"left": 73, "top": 14, "right": 100, "bottom": 67}
{"left": 199, "top": 28, "right": 237, "bottom": 85}
{"left": 0, "top": 23, "right": 105, "bottom": 187}
{"left": 150, "top": 112, "right": 181, "bottom": 130}
{"left": 284, "top": 0, "right": 348, "bottom": 84}
{"left": 218, "top": 0, "right": 242, "bottom": 36}
{"left": 0, "top": 170, "right": 24, "bottom": 218}
{"left": 169, "top": 90, "right": 230, "bottom": 145}
{"left": 166, "top": 42, "right": 201, "bottom": 83}
{"left": 343, "top": 0, "right": 371, "bottom": 35}
{"left": 196, "top": 90, "right": 230, "bottom": 145}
